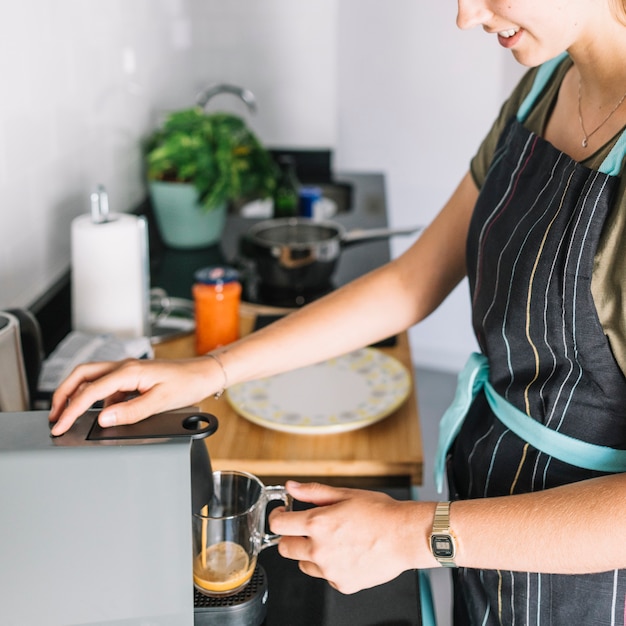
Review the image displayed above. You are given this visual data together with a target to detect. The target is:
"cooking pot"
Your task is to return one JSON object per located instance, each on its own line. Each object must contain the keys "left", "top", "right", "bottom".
{"left": 0, "top": 309, "right": 43, "bottom": 411}
{"left": 241, "top": 217, "right": 422, "bottom": 291}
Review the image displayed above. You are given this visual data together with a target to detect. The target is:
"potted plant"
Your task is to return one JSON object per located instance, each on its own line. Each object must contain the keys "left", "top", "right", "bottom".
{"left": 145, "top": 108, "right": 277, "bottom": 249}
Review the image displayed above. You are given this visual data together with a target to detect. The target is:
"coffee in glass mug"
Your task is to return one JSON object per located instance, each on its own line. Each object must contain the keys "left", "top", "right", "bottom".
{"left": 192, "top": 470, "right": 292, "bottom": 597}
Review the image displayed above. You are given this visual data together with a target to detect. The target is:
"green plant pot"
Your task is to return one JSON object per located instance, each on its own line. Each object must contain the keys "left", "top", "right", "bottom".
{"left": 148, "top": 181, "right": 227, "bottom": 249}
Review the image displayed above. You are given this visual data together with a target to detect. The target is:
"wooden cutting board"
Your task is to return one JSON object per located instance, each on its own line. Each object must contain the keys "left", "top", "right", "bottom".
{"left": 154, "top": 303, "right": 424, "bottom": 486}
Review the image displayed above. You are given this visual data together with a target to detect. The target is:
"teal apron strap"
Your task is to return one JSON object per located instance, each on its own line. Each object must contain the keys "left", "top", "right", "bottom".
{"left": 517, "top": 52, "right": 569, "bottom": 123}
{"left": 598, "top": 129, "right": 626, "bottom": 176}
{"left": 434, "top": 353, "right": 489, "bottom": 492}
{"left": 435, "top": 353, "right": 626, "bottom": 493}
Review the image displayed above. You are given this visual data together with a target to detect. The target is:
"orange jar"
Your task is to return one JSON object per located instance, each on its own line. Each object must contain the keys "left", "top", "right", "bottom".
{"left": 193, "top": 266, "right": 241, "bottom": 355}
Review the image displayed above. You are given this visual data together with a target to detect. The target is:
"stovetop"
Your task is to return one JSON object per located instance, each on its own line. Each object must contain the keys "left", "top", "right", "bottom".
{"left": 236, "top": 257, "right": 335, "bottom": 308}
{"left": 148, "top": 173, "right": 391, "bottom": 310}
{"left": 247, "top": 282, "right": 334, "bottom": 308}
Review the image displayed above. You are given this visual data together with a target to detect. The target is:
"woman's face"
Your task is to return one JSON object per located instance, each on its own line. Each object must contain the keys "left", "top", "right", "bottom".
{"left": 456, "top": 0, "right": 598, "bottom": 66}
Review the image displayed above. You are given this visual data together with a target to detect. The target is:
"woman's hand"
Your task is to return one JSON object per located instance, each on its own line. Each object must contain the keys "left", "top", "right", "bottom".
{"left": 48, "top": 356, "right": 219, "bottom": 436}
{"left": 269, "top": 481, "right": 437, "bottom": 594}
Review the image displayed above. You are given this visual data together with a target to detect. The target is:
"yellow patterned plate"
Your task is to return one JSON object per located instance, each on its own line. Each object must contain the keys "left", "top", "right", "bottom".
{"left": 225, "top": 348, "right": 411, "bottom": 435}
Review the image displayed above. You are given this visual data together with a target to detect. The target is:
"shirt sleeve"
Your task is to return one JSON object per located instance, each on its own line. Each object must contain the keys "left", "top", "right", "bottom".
{"left": 469, "top": 67, "right": 540, "bottom": 190}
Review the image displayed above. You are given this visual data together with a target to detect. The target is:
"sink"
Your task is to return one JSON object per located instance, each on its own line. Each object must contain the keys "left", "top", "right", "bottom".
{"left": 237, "top": 179, "right": 352, "bottom": 219}
{"left": 236, "top": 148, "right": 353, "bottom": 218}
{"left": 314, "top": 180, "right": 353, "bottom": 214}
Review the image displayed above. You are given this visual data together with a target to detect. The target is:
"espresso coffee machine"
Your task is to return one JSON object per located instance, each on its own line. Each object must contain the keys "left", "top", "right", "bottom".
{"left": 0, "top": 409, "right": 268, "bottom": 626}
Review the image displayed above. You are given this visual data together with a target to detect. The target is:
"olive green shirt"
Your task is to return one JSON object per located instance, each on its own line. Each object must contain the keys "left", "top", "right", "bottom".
{"left": 470, "top": 56, "right": 626, "bottom": 377}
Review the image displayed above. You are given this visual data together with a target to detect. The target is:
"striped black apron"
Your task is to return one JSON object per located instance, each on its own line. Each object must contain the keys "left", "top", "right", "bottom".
{"left": 442, "top": 55, "right": 626, "bottom": 625}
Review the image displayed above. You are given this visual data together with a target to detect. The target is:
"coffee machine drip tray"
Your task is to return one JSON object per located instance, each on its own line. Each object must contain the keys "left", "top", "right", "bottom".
{"left": 194, "top": 564, "right": 268, "bottom": 626}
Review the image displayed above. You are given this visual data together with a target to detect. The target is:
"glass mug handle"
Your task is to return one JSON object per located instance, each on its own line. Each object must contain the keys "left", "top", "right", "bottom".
{"left": 260, "top": 485, "right": 293, "bottom": 549}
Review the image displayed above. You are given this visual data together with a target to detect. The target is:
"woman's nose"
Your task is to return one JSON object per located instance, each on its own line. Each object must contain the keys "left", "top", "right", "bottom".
{"left": 457, "top": 0, "right": 494, "bottom": 30}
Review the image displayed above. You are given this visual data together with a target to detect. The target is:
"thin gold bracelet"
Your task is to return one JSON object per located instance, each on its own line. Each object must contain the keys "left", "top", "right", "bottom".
{"left": 206, "top": 352, "right": 228, "bottom": 399}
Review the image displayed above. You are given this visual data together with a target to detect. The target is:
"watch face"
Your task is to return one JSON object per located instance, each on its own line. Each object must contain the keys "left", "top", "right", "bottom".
{"left": 431, "top": 534, "right": 455, "bottom": 558}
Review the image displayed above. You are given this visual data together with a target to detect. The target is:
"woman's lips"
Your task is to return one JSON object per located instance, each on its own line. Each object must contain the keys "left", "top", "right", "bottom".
{"left": 498, "top": 28, "right": 522, "bottom": 49}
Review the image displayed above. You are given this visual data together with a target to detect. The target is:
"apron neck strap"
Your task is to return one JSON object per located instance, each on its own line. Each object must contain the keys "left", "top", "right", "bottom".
{"left": 516, "top": 52, "right": 569, "bottom": 123}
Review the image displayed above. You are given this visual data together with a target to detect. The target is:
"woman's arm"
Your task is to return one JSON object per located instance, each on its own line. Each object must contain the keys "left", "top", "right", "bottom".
{"left": 49, "top": 172, "right": 478, "bottom": 435}
{"left": 451, "top": 471, "right": 626, "bottom": 573}
{"left": 269, "top": 472, "right": 626, "bottom": 594}
{"left": 218, "top": 171, "right": 477, "bottom": 385}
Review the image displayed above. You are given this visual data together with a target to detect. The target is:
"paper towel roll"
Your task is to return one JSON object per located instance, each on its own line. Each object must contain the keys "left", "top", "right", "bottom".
{"left": 71, "top": 213, "right": 150, "bottom": 338}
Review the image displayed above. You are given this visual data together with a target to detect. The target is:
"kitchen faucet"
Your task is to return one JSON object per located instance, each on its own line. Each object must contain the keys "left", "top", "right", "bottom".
{"left": 196, "top": 83, "right": 257, "bottom": 113}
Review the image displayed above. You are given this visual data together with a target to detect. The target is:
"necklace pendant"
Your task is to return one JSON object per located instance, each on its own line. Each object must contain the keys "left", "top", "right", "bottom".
{"left": 582, "top": 137, "right": 588, "bottom": 148}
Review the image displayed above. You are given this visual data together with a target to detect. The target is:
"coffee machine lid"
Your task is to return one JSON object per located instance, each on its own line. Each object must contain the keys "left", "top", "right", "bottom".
{"left": 0, "top": 409, "right": 218, "bottom": 452}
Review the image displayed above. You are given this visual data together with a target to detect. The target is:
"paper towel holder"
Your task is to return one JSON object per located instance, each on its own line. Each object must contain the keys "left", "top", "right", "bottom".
{"left": 91, "top": 184, "right": 111, "bottom": 224}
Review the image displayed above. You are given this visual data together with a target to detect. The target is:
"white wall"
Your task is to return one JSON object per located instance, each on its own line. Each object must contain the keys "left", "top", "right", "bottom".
{"left": 187, "top": 0, "right": 338, "bottom": 149}
{"left": 1, "top": 0, "right": 523, "bottom": 372}
{"left": 335, "top": 1, "right": 524, "bottom": 371}
{"left": 0, "top": 0, "right": 200, "bottom": 309}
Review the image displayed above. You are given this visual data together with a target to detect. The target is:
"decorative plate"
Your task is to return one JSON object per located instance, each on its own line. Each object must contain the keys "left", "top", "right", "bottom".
{"left": 225, "top": 348, "right": 411, "bottom": 435}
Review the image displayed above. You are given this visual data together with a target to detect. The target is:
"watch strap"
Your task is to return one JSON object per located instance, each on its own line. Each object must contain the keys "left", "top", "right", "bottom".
{"left": 432, "top": 501, "right": 452, "bottom": 533}
{"left": 430, "top": 501, "right": 457, "bottom": 568}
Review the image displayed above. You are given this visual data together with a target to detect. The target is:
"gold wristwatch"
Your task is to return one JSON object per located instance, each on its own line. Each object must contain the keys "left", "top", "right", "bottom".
{"left": 429, "top": 501, "right": 457, "bottom": 567}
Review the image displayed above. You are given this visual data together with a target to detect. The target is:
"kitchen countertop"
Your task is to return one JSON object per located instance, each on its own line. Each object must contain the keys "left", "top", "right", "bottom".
{"left": 29, "top": 171, "right": 395, "bottom": 355}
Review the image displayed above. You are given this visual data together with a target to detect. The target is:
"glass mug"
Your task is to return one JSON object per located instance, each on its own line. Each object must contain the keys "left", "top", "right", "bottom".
{"left": 192, "top": 470, "right": 292, "bottom": 597}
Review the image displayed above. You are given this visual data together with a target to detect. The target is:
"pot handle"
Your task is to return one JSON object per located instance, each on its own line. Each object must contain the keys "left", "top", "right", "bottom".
{"left": 277, "top": 246, "right": 317, "bottom": 268}
{"left": 341, "top": 225, "right": 423, "bottom": 247}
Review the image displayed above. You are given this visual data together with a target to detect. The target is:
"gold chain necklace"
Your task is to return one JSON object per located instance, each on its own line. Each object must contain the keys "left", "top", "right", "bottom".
{"left": 577, "top": 78, "right": 626, "bottom": 148}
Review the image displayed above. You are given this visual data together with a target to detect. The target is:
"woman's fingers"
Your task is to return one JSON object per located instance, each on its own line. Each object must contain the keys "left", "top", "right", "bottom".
{"left": 297, "top": 560, "right": 328, "bottom": 582}
{"left": 276, "top": 534, "right": 311, "bottom": 562}
{"left": 49, "top": 357, "right": 217, "bottom": 436}
{"left": 270, "top": 484, "right": 422, "bottom": 594}
{"left": 49, "top": 359, "right": 160, "bottom": 435}
{"left": 50, "top": 360, "right": 122, "bottom": 418}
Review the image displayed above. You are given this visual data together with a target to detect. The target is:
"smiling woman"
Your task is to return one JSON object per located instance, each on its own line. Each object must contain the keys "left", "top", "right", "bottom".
{"left": 45, "top": 0, "right": 626, "bottom": 624}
